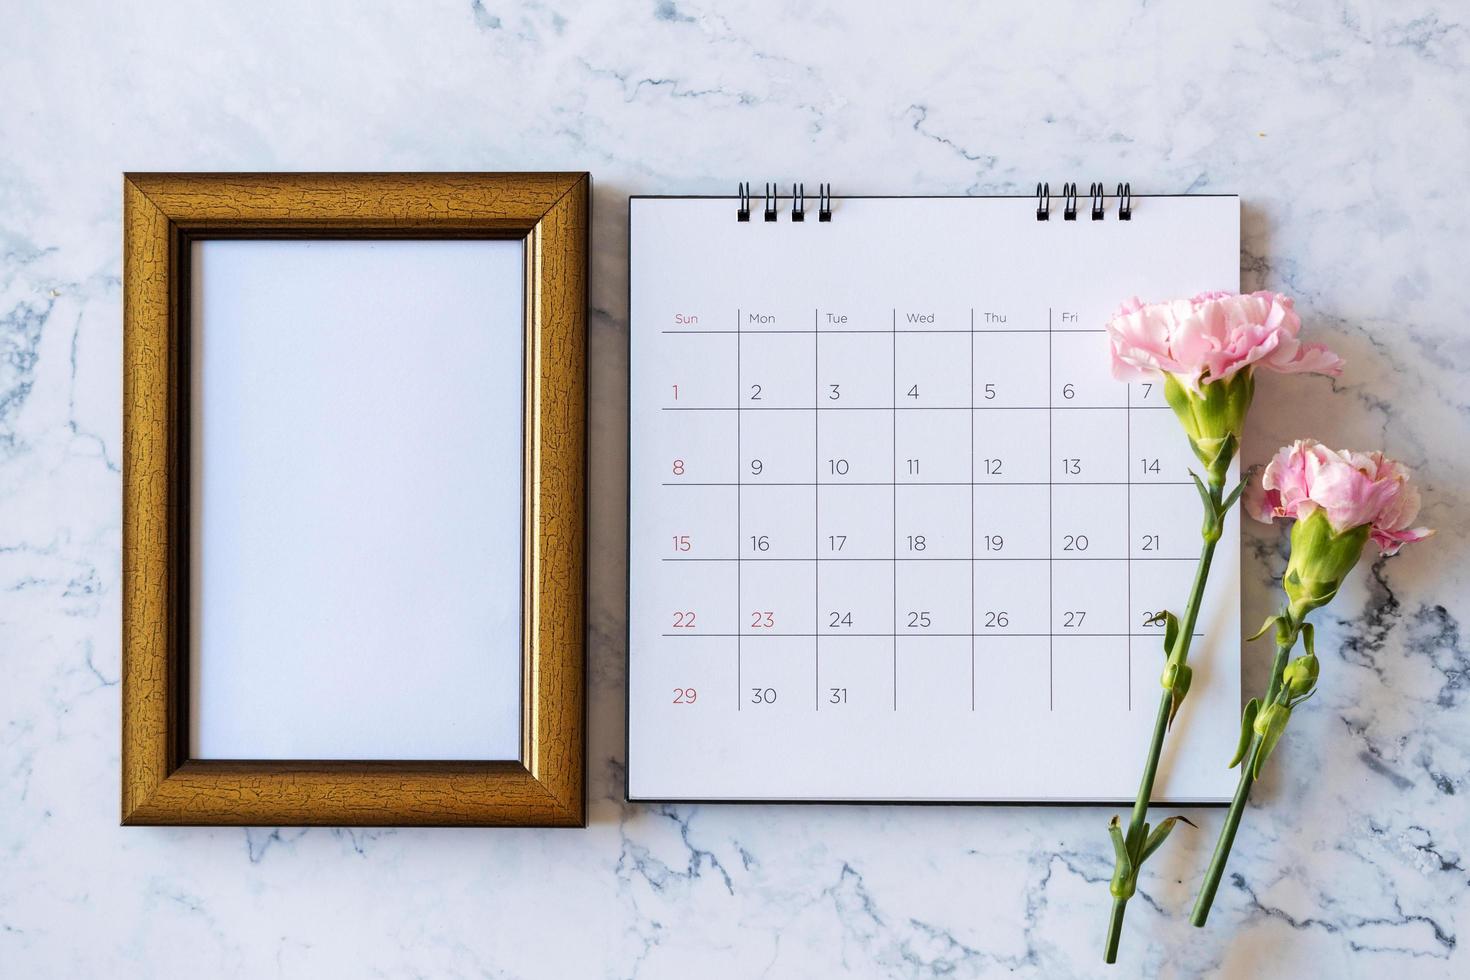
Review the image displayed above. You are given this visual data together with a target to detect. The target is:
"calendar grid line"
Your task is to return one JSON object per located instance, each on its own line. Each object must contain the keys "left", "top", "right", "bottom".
{"left": 1047, "top": 307, "right": 1054, "bottom": 711}
{"left": 661, "top": 405, "right": 1172, "bottom": 411}
{"left": 663, "top": 480, "right": 1196, "bottom": 487}
{"left": 1126, "top": 380, "right": 1133, "bottom": 711}
{"left": 660, "top": 556, "right": 1202, "bottom": 563}
{"left": 661, "top": 632, "right": 1207, "bottom": 639}
{"left": 970, "top": 306, "right": 976, "bottom": 712}
{"left": 659, "top": 328, "right": 1108, "bottom": 335}
{"left": 677, "top": 304, "right": 1198, "bottom": 719}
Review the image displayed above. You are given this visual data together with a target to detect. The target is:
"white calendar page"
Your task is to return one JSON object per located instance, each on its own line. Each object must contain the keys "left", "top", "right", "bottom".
{"left": 627, "top": 194, "right": 1241, "bottom": 803}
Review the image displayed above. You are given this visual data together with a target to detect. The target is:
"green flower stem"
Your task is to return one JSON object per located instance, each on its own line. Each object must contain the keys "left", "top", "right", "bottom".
{"left": 1103, "top": 690, "right": 1173, "bottom": 962}
{"left": 1190, "top": 636, "right": 1296, "bottom": 927}
{"left": 1103, "top": 481, "right": 1224, "bottom": 964}
{"left": 1262, "top": 629, "right": 1295, "bottom": 709}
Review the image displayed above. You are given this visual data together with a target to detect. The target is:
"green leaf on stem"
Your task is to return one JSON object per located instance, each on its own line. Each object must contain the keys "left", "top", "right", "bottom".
{"left": 1301, "top": 622, "right": 1316, "bottom": 659}
{"left": 1229, "top": 699, "right": 1260, "bottom": 768}
{"left": 1149, "top": 610, "right": 1180, "bottom": 657}
{"left": 1190, "top": 470, "right": 1212, "bottom": 513}
{"left": 1107, "top": 815, "right": 1135, "bottom": 899}
{"left": 1108, "top": 815, "right": 1129, "bottom": 865}
{"left": 1155, "top": 610, "right": 1190, "bottom": 728}
{"left": 1163, "top": 662, "right": 1193, "bottom": 729}
{"left": 1140, "top": 815, "right": 1197, "bottom": 863}
{"left": 1251, "top": 703, "right": 1292, "bottom": 780}
{"left": 1220, "top": 477, "right": 1247, "bottom": 516}
{"left": 1246, "top": 615, "right": 1280, "bottom": 642}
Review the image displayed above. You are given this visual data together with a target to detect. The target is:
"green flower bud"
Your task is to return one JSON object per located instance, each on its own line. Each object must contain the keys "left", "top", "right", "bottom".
{"left": 1283, "top": 509, "right": 1371, "bottom": 621}
{"left": 1163, "top": 370, "right": 1254, "bottom": 486}
{"left": 1282, "top": 654, "right": 1319, "bottom": 699}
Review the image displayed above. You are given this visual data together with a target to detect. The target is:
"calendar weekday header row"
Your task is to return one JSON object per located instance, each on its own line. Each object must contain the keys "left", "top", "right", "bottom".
{"left": 661, "top": 308, "right": 1095, "bottom": 333}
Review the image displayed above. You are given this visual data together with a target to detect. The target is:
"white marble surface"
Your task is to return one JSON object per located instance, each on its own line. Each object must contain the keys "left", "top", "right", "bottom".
{"left": 1, "top": 1, "right": 1466, "bottom": 976}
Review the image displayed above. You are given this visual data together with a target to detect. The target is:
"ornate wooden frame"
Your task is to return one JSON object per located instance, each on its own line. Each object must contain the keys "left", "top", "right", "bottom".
{"left": 122, "top": 173, "right": 587, "bottom": 826}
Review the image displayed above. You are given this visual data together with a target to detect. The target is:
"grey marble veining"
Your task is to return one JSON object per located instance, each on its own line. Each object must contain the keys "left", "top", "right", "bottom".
{"left": 1, "top": 1, "right": 1467, "bottom": 977}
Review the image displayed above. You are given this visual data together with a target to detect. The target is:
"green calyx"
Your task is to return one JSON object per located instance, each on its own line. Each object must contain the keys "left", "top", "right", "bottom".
{"left": 1164, "top": 370, "right": 1255, "bottom": 486}
{"left": 1284, "top": 510, "right": 1371, "bottom": 621}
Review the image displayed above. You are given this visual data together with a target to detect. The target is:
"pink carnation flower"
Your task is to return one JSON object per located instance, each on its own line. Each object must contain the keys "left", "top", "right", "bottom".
{"left": 1106, "top": 291, "right": 1343, "bottom": 394}
{"left": 1245, "top": 439, "right": 1433, "bottom": 555}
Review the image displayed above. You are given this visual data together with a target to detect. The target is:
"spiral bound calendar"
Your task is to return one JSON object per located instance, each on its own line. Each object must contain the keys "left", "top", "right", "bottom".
{"left": 627, "top": 186, "right": 1242, "bottom": 803}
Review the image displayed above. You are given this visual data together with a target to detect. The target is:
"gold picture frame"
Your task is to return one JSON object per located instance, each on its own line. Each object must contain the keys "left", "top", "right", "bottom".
{"left": 121, "top": 172, "right": 587, "bottom": 826}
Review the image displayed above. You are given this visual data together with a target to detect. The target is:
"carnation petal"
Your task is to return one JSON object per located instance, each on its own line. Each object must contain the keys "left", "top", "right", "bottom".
{"left": 1371, "top": 525, "right": 1434, "bottom": 556}
{"left": 1244, "top": 476, "right": 1279, "bottom": 524}
{"left": 1269, "top": 342, "right": 1345, "bottom": 377}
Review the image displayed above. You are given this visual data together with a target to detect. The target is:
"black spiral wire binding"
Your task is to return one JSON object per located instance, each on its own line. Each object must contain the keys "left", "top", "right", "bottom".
{"left": 736, "top": 180, "right": 1145, "bottom": 224}
{"left": 1039, "top": 180, "right": 1131, "bottom": 220}
{"left": 735, "top": 181, "right": 832, "bottom": 222}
